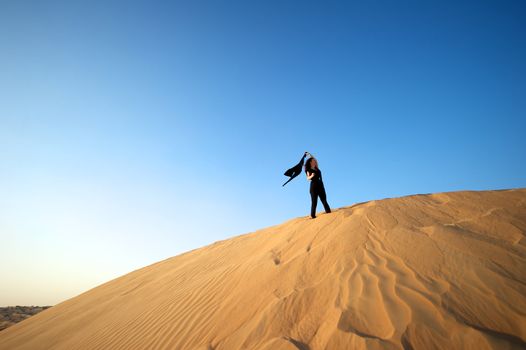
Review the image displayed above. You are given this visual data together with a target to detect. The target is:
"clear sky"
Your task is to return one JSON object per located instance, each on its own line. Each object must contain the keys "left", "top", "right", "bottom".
{"left": 1, "top": 0, "right": 525, "bottom": 306}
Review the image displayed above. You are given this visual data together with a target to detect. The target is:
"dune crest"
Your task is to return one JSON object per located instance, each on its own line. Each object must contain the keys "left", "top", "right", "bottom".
{"left": 1, "top": 189, "right": 525, "bottom": 349}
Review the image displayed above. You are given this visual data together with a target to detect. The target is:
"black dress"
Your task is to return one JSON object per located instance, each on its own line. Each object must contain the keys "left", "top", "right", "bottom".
{"left": 306, "top": 167, "right": 331, "bottom": 218}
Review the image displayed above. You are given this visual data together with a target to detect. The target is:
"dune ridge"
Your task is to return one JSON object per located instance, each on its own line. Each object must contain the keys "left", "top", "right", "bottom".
{"left": 1, "top": 189, "right": 525, "bottom": 349}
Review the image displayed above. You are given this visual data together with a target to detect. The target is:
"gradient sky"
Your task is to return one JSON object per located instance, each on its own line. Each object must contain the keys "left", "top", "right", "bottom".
{"left": 1, "top": 0, "right": 525, "bottom": 306}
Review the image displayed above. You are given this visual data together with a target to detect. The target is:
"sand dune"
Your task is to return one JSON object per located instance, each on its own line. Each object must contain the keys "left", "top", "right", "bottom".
{"left": 1, "top": 189, "right": 525, "bottom": 349}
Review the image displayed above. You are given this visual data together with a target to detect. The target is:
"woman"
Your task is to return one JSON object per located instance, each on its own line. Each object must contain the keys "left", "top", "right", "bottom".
{"left": 305, "top": 155, "right": 331, "bottom": 219}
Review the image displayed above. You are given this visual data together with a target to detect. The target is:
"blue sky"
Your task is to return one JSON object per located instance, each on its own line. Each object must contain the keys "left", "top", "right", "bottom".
{"left": 1, "top": 0, "right": 525, "bottom": 305}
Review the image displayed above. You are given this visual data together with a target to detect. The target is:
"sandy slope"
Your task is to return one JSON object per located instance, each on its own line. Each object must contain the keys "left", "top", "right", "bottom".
{"left": 1, "top": 189, "right": 525, "bottom": 350}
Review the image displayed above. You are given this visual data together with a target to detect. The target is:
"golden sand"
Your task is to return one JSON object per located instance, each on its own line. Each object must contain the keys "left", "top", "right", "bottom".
{"left": 1, "top": 189, "right": 525, "bottom": 349}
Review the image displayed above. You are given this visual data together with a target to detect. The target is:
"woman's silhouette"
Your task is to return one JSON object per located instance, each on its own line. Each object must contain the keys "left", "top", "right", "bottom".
{"left": 305, "top": 155, "right": 331, "bottom": 219}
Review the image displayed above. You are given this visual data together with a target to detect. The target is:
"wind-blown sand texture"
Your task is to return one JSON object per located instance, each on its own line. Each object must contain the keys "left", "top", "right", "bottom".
{"left": 1, "top": 189, "right": 525, "bottom": 350}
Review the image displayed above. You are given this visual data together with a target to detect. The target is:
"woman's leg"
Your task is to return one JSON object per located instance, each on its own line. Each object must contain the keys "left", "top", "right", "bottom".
{"left": 319, "top": 185, "right": 331, "bottom": 213}
{"left": 310, "top": 190, "right": 318, "bottom": 218}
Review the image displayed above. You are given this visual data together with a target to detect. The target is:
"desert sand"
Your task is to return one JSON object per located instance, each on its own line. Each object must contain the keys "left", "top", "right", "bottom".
{"left": 1, "top": 189, "right": 525, "bottom": 349}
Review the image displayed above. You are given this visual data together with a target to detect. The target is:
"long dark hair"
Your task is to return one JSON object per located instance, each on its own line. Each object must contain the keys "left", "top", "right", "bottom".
{"left": 305, "top": 157, "right": 318, "bottom": 172}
